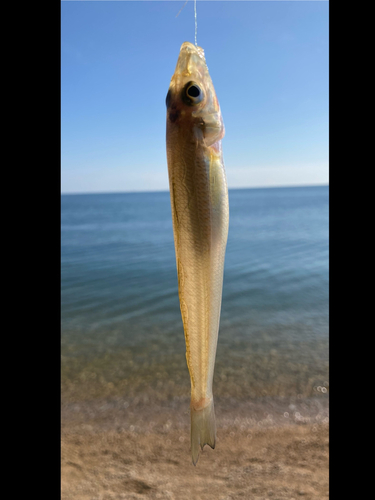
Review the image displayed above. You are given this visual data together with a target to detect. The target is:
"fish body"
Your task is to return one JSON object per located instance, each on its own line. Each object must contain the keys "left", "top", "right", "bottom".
{"left": 165, "top": 42, "right": 229, "bottom": 465}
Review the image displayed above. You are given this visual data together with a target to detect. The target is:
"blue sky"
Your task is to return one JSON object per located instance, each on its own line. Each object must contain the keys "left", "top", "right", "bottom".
{"left": 61, "top": 1, "right": 329, "bottom": 194}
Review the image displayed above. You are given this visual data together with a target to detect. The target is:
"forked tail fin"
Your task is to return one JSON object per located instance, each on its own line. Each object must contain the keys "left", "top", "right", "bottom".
{"left": 190, "top": 399, "right": 216, "bottom": 466}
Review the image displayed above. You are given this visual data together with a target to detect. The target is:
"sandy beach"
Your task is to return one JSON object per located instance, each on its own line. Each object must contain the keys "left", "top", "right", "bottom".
{"left": 61, "top": 395, "right": 328, "bottom": 500}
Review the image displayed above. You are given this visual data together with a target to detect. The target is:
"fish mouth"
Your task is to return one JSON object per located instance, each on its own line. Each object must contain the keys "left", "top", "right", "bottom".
{"left": 180, "top": 42, "right": 205, "bottom": 60}
{"left": 175, "top": 42, "right": 206, "bottom": 78}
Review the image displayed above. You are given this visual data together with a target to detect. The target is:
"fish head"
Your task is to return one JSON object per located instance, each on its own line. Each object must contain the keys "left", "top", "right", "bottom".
{"left": 166, "top": 42, "right": 224, "bottom": 147}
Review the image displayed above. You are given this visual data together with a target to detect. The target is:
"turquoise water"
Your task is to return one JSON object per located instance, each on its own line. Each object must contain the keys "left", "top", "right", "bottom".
{"left": 61, "top": 186, "right": 328, "bottom": 402}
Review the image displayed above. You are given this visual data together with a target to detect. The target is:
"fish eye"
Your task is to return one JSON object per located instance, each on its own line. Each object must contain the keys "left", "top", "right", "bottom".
{"left": 187, "top": 84, "right": 201, "bottom": 98}
{"left": 182, "top": 82, "right": 204, "bottom": 105}
{"left": 165, "top": 89, "right": 172, "bottom": 108}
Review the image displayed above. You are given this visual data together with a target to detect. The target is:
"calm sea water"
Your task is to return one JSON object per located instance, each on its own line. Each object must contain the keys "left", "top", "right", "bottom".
{"left": 61, "top": 186, "right": 328, "bottom": 403}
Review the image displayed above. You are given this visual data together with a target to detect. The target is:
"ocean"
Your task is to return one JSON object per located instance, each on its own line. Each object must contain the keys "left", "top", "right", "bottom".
{"left": 61, "top": 185, "right": 328, "bottom": 406}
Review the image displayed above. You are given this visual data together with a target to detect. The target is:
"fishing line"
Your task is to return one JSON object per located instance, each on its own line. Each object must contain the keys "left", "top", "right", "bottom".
{"left": 194, "top": 0, "right": 198, "bottom": 46}
{"left": 175, "top": 0, "right": 188, "bottom": 19}
{"left": 175, "top": 0, "right": 198, "bottom": 47}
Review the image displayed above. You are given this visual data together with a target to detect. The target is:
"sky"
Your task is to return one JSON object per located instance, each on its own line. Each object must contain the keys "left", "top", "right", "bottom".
{"left": 61, "top": 0, "right": 329, "bottom": 194}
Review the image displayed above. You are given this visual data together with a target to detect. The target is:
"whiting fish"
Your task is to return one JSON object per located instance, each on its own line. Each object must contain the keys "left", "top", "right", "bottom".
{"left": 166, "top": 42, "right": 229, "bottom": 465}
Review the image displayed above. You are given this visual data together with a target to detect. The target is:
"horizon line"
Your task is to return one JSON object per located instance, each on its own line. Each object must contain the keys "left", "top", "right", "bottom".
{"left": 61, "top": 182, "right": 328, "bottom": 196}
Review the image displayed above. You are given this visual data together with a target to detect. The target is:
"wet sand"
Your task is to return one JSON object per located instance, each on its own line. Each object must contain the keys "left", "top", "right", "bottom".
{"left": 61, "top": 396, "right": 328, "bottom": 500}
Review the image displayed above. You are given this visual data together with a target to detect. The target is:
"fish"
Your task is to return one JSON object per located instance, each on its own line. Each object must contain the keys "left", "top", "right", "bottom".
{"left": 165, "top": 41, "right": 229, "bottom": 465}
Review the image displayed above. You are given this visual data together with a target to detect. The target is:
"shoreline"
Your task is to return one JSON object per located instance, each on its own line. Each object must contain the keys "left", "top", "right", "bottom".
{"left": 62, "top": 394, "right": 328, "bottom": 433}
{"left": 62, "top": 394, "right": 328, "bottom": 499}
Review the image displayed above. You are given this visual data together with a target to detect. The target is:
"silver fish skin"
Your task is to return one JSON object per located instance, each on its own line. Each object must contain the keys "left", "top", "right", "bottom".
{"left": 166, "top": 42, "right": 229, "bottom": 465}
